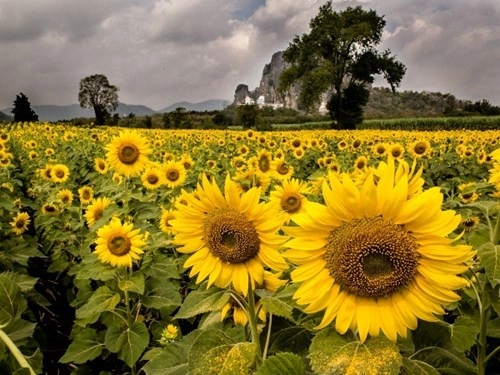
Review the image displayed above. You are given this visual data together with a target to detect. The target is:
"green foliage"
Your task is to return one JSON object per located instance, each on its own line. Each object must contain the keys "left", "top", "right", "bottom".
{"left": 309, "top": 328, "right": 402, "bottom": 374}
{"left": 280, "top": 3, "right": 406, "bottom": 129}
{"left": 255, "top": 352, "right": 306, "bottom": 375}
{"left": 78, "top": 74, "right": 119, "bottom": 125}
{"left": 11, "top": 93, "right": 38, "bottom": 122}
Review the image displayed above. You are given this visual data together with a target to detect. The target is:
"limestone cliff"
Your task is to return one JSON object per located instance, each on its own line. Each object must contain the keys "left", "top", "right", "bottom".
{"left": 233, "top": 51, "right": 302, "bottom": 110}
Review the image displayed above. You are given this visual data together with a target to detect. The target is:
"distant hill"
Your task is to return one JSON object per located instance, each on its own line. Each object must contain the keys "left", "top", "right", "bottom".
{"left": 1, "top": 100, "right": 230, "bottom": 122}
{"left": 0, "top": 103, "right": 156, "bottom": 122}
{"left": 158, "top": 99, "right": 231, "bottom": 113}
{"left": 0, "top": 110, "right": 12, "bottom": 121}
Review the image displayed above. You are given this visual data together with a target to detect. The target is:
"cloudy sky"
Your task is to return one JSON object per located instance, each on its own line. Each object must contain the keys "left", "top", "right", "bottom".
{"left": 1, "top": 0, "right": 499, "bottom": 111}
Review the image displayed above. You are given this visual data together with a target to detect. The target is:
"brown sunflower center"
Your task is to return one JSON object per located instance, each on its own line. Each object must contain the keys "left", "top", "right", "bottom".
{"left": 55, "top": 170, "right": 65, "bottom": 178}
{"left": 281, "top": 193, "right": 301, "bottom": 213}
{"left": 108, "top": 235, "right": 131, "bottom": 256}
{"left": 391, "top": 148, "right": 402, "bottom": 158}
{"left": 277, "top": 162, "right": 290, "bottom": 175}
{"left": 258, "top": 156, "right": 270, "bottom": 172}
{"left": 15, "top": 219, "right": 26, "bottom": 229}
{"left": 118, "top": 144, "right": 140, "bottom": 165}
{"left": 414, "top": 142, "right": 427, "bottom": 155}
{"left": 147, "top": 174, "right": 160, "bottom": 184}
{"left": 323, "top": 216, "right": 419, "bottom": 298}
{"left": 93, "top": 208, "right": 104, "bottom": 221}
{"left": 204, "top": 209, "right": 260, "bottom": 264}
{"left": 167, "top": 169, "right": 179, "bottom": 181}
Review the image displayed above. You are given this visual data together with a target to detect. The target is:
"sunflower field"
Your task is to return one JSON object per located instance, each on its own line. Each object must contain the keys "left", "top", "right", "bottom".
{"left": 0, "top": 122, "right": 500, "bottom": 375}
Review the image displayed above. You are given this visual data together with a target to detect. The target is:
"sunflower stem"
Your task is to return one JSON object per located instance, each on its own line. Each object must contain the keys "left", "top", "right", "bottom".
{"left": 0, "top": 329, "right": 36, "bottom": 375}
{"left": 490, "top": 212, "right": 500, "bottom": 245}
{"left": 246, "top": 286, "right": 262, "bottom": 366}
{"left": 262, "top": 313, "right": 272, "bottom": 361}
{"left": 476, "top": 283, "right": 489, "bottom": 375}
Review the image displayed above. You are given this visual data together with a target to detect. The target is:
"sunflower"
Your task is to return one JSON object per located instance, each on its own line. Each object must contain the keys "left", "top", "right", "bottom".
{"left": 170, "top": 175, "right": 288, "bottom": 296}
{"left": 221, "top": 300, "right": 266, "bottom": 326}
{"left": 94, "top": 217, "right": 146, "bottom": 268}
{"left": 252, "top": 150, "right": 273, "bottom": 175}
{"left": 162, "top": 161, "right": 187, "bottom": 189}
{"left": 106, "top": 130, "right": 152, "bottom": 177}
{"left": 39, "top": 164, "right": 53, "bottom": 181}
{"left": 285, "top": 158, "right": 474, "bottom": 342}
{"left": 271, "top": 158, "right": 294, "bottom": 180}
{"left": 141, "top": 164, "right": 165, "bottom": 190}
{"left": 389, "top": 143, "right": 405, "bottom": 159}
{"left": 159, "top": 208, "right": 176, "bottom": 235}
{"left": 409, "top": 140, "right": 432, "bottom": 158}
{"left": 458, "top": 182, "right": 479, "bottom": 203}
{"left": 84, "top": 197, "right": 112, "bottom": 226}
{"left": 94, "top": 158, "right": 109, "bottom": 174}
{"left": 51, "top": 164, "right": 70, "bottom": 183}
{"left": 57, "top": 189, "right": 74, "bottom": 205}
{"left": 11, "top": 212, "right": 30, "bottom": 235}
{"left": 41, "top": 203, "right": 59, "bottom": 216}
{"left": 269, "top": 178, "right": 313, "bottom": 224}
{"left": 78, "top": 186, "right": 94, "bottom": 205}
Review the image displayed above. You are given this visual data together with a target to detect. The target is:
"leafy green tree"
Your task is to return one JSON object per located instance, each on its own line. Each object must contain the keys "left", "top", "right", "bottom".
{"left": 280, "top": 3, "right": 406, "bottom": 129}
{"left": 235, "top": 105, "right": 258, "bottom": 129}
{"left": 78, "top": 74, "right": 119, "bottom": 125}
{"left": 11, "top": 93, "right": 39, "bottom": 122}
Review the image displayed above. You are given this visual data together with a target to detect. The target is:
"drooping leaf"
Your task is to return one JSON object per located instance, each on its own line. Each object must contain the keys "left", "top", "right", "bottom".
{"left": 449, "top": 316, "right": 479, "bottom": 352}
{"left": 477, "top": 243, "right": 500, "bottom": 286}
{"left": 140, "top": 330, "right": 202, "bottom": 375}
{"left": 411, "top": 346, "right": 476, "bottom": 375}
{"left": 309, "top": 328, "right": 402, "bottom": 375}
{"left": 0, "top": 272, "right": 37, "bottom": 292}
{"left": 105, "top": 321, "right": 150, "bottom": 368}
{"left": 142, "top": 279, "right": 181, "bottom": 309}
{"left": 259, "top": 295, "right": 294, "bottom": 322}
{"left": 59, "top": 328, "right": 104, "bottom": 364}
{"left": 188, "top": 329, "right": 256, "bottom": 375}
{"left": 175, "top": 288, "right": 230, "bottom": 320}
{"left": 255, "top": 352, "right": 306, "bottom": 375}
{"left": 0, "top": 275, "right": 24, "bottom": 326}
{"left": 400, "top": 357, "right": 440, "bottom": 375}
{"left": 118, "top": 272, "right": 145, "bottom": 295}
{"left": 75, "top": 286, "right": 120, "bottom": 326}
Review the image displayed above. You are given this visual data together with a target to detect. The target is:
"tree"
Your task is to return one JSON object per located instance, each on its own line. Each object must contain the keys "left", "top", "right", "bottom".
{"left": 280, "top": 3, "right": 406, "bottom": 129}
{"left": 11, "top": 93, "right": 38, "bottom": 122}
{"left": 78, "top": 74, "right": 119, "bottom": 125}
{"left": 235, "top": 105, "right": 258, "bottom": 129}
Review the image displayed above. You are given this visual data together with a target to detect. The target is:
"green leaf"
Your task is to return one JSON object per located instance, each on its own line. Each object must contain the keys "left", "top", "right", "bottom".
{"left": 259, "top": 295, "right": 294, "bottom": 322}
{"left": 0, "top": 275, "right": 24, "bottom": 326}
{"left": 143, "top": 253, "right": 179, "bottom": 279}
{"left": 411, "top": 347, "right": 476, "bottom": 375}
{"left": 119, "top": 272, "right": 145, "bottom": 295}
{"left": 142, "top": 279, "right": 181, "bottom": 310}
{"left": 487, "top": 317, "right": 500, "bottom": 338}
{"left": 105, "top": 321, "right": 150, "bottom": 368}
{"left": 449, "top": 316, "right": 478, "bottom": 352}
{"left": 2, "top": 318, "right": 36, "bottom": 346}
{"left": 309, "top": 328, "right": 402, "bottom": 375}
{"left": 75, "top": 286, "right": 121, "bottom": 326}
{"left": 401, "top": 357, "right": 440, "bottom": 375}
{"left": 255, "top": 352, "right": 306, "bottom": 375}
{"left": 268, "top": 323, "right": 313, "bottom": 356}
{"left": 478, "top": 242, "right": 500, "bottom": 286}
{"left": 175, "top": 287, "right": 230, "bottom": 320}
{"left": 188, "top": 330, "right": 256, "bottom": 375}
{"left": 70, "top": 253, "right": 117, "bottom": 282}
{"left": 140, "top": 330, "right": 202, "bottom": 375}
{"left": 59, "top": 328, "right": 104, "bottom": 364}
{"left": 0, "top": 272, "right": 37, "bottom": 292}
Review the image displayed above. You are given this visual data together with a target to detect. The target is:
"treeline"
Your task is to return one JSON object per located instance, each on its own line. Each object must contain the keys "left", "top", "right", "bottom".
{"left": 364, "top": 87, "right": 500, "bottom": 118}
